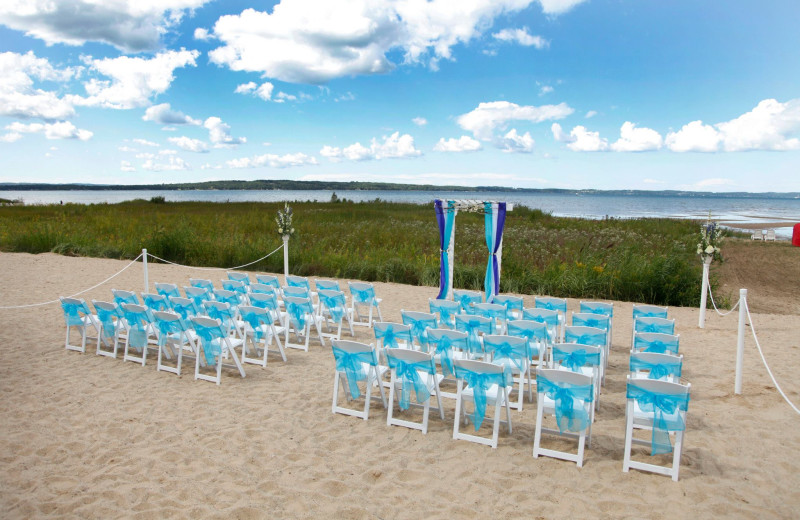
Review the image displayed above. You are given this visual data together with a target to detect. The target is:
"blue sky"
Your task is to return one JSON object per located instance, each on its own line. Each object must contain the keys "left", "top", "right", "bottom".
{"left": 1, "top": 0, "right": 799, "bottom": 192}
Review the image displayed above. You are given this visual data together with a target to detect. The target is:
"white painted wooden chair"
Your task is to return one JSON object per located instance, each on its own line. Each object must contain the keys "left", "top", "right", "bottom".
{"left": 452, "top": 359, "right": 513, "bottom": 449}
{"left": 385, "top": 348, "right": 445, "bottom": 434}
{"left": 331, "top": 340, "right": 387, "bottom": 420}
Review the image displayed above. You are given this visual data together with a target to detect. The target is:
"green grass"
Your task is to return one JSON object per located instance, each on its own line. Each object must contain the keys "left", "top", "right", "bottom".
{"left": 0, "top": 199, "right": 716, "bottom": 306}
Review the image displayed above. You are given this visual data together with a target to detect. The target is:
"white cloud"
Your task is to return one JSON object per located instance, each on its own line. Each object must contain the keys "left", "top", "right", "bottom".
{"left": 69, "top": 50, "right": 199, "bottom": 109}
{"left": 141, "top": 155, "right": 190, "bottom": 171}
{"left": 492, "top": 27, "right": 549, "bottom": 49}
{"left": 133, "top": 138, "right": 159, "bottom": 147}
{"left": 168, "top": 136, "right": 209, "bottom": 153}
{"left": 208, "top": 1, "right": 579, "bottom": 84}
{"left": 203, "top": 116, "right": 246, "bottom": 147}
{"left": 538, "top": 0, "right": 590, "bottom": 15}
{"left": 226, "top": 152, "right": 318, "bottom": 169}
{"left": 234, "top": 81, "right": 276, "bottom": 101}
{"left": 120, "top": 160, "right": 135, "bottom": 172}
{"left": 433, "top": 135, "right": 482, "bottom": 152}
{"left": 0, "top": 51, "right": 76, "bottom": 120}
{"left": 335, "top": 92, "right": 355, "bottom": 102}
{"left": 194, "top": 27, "right": 212, "bottom": 41}
{"left": 234, "top": 82, "right": 257, "bottom": 94}
{"left": 256, "top": 82, "right": 275, "bottom": 101}
{"left": 275, "top": 91, "right": 296, "bottom": 103}
{"left": 118, "top": 145, "right": 137, "bottom": 152}
{"left": 539, "top": 85, "right": 554, "bottom": 96}
{"left": 665, "top": 120, "right": 721, "bottom": 153}
{"left": 610, "top": 122, "right": 663, "bottom": 152}
{"left": 142, "top": 103, "right": 201, "bottom": 126}
{"left": 412, "top": 117, "right": 428, "bottom": 126}
{"left": 695, "top": 178, "right": 734, "bottom": 188}
{"left": 499, "top": 128, "right": 535, "bottom": 153}
{"left": 5, "top": 121, "right": 92, "bottom": 140}
{"left": 585, "top": 110, "right": 597, "bottom": 118}
{"left": 322, "top": 132, "right": 422, "bottom": 161}
{"left": 0, "top": 132, "right": 22, "bottom": 143}
{"left": 551, "top": 122, "right": 573, "bottom": 143}
{"left": 562, "top": 125, "right": 608, "bottom": 152}
{"left": 0, "top": 0, "right": 210, "bottom": 52}
{"left": 458, "top": 101, "right": 573, "bottom": 140}
{"left": 715, "top": 98, "right": 800, "bottom": 152}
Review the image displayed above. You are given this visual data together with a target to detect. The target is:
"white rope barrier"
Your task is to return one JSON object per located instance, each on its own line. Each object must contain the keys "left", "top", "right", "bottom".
{"left": 0, "top": 253, "right": 144, "bottom": 309}
{"left": 706, "top": 282, "right": 740, "bottom": 317}
{"left": 146, "top": 243, "right": 284, "bottom": 271}
{"left": 743, "top": 297, "right": 800, "bottom": 415}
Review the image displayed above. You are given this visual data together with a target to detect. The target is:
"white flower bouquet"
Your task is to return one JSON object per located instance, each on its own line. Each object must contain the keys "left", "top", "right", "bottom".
{"left": 276, "top": 203, "right": 295, "bottom": 238}
{"left": 697, "top": 220, "right": 723, "bottom": 262}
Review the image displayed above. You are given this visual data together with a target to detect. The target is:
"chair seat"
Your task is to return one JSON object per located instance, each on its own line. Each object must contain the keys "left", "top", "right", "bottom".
{"left": 632, "top": 401, "right": 681, "bottom": 426}
{"left": 540, "top": 394, "right": 589, "bottom": 414}
{"left": 462, "top": 383, "right": 508, "bottom": 404}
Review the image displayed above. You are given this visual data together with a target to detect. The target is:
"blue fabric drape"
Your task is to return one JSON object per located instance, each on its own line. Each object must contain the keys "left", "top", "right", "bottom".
{"left": 193, "top": 320, "right": 224, "bottom": 365}
{"left": 572, "top": 315, "right": 609, "bottom": 330}
{"left": 552, "top": 347, "right": 601, "bottom": 372}
{"left": 61, "top": 299, "right": 90, "bottom": 327}
{"left": 454, "top": 291, "right": 482, "bottom": 314}
{"left": 627, "top": 383, "right": 690, "bottom": 454}
{"left": 630, "top": 357, "right": 683, "bottom": 380}
{"left": 332, "top": 346, "right": 376, "bottom": 399}
{"left": 241, "top": 308, "right": 268, "bottom": 342}
{"left": 427, "top": 333, "right": 466, "bottom": 376}
{"left": 483, "top": 202, "right": 506, "bottom": 303}
{"left": 402, "top": 314, "right": 437, "bottom": 350}
{"left": 319, "top": 291, "right": 347, "bottom": 323}
{"left": 565, "top": 329, "right": 607, "bottom": 347}
{"left": 434, "top": 199, "right": 456, "bottom": 300}
{"left": 634, "top": 335, "right": 680, "bottom": 355}
{"left": 387, "top": 356, "right": 434, "bottom": 410}
{"left": 95, "top": 304, "right": 121, "bottom": 338}
{"left": 374, "top": 323, "right": 412, "bottom": 349}
{"left": 507, "top": 321, "right": 548, "bottom": 356}
{"left": 455, "top": 317, "right": 492, "bottom": 353}
{"left": 286, "top": 300, "right": 313, "bottom": 330}
{"left": 122, "top": 307, "right": 152, "bottom": 349}
{"left": 635, "top": 319, "right": 675, "bottom": 335}
{"left": 537, "top": 372, "right": 594, "bottom": 433}
{"left": 454, "top": 365, "right": 512, "bottom": 430}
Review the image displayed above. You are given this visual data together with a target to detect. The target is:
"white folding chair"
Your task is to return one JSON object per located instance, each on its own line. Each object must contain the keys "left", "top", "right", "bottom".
{"left": 153, "top": 310, "right": 198, "bottom": 376}
{"left": 426, "top": 328, "right": 469, "bottom": 400}
{"left": 59, "top": 297, "right": 100, "bottom": 353}
{"left": 348, "top": 282, "right": 383, "bottom": 327}
{"left": 318, "top": 289, "right": 355, "bottom": 341}
{"left": 492, "top": 294, "right": 524, "bottom": 320}
{"left": 239, "top": 305, "right": 286, "bottom": 367}
{"left": 428, "top": 298, "right": 460, "bottom": 329}
{"left": 283, "top": 295, "right": 325, "bottom": 351}
{"left": 632, "top": 332, "right": 680, "bottom": 355}
{"left": 534, "top": 296, "right": 567, "bottom": 341}
{"left": 121, "top": 303, "right": 157, "bottom": 366}
{"left": 533, "top": 368, "right": 594, "bottom": 467}
{"left": 452, "top": 359, "right": 513, "bottom": 449}
{"left": 385, "top": 348, "right": 445, "bottom": 434}
{"left": 452, "top": 289, "right": 482, "bottom": 314}
{"left": 473, "top": 302, "right": 509, "bottom": 335}
{"left": 630, "top": 351, "right": 683, "bottom": 383}
{"left": 331, "top": 340, "right": 387, "bottom": 420}
{"left": 483, "top": 334, "right": 532, "bottom": 411}
{"left": 400, "top": 310, "right": 438, "bottom": 351}
{"left": 92, "top": 300, "right": 126, "bottom": 358}
{"left": 623, "top": 377, "right": 691, "bottom": 481}
{"left": 191, "top": 316, "right": 246, "bottom": 385}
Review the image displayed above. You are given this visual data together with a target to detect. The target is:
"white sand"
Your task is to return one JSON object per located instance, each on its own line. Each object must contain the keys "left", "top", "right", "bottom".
{"left": 1, "top": 252, "right": 799, "bottom": 518}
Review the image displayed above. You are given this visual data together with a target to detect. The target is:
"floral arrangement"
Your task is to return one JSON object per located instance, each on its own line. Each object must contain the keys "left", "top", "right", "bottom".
{"left": 697, "top": 220, "right": 723, "bottom": 262}
{"left": 276, "top": 203, "right": 295, "bottom": 238}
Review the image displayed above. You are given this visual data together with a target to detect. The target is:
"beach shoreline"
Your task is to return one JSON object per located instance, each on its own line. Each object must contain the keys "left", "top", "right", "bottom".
{"left": 1, "top": 252, "right": 799, "bottom": 518}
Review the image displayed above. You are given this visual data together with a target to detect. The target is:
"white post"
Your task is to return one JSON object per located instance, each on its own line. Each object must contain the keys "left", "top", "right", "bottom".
{"left": 698, "top": 256, "right": 711, "bottom": 328}
{"left": 142, "top": 248, "right": 149, "bottom": 294}
{"left": 282, "top": 235, "right": 289, "bottom": 279}
{"left": 735, "top": 288, "right": 747, "bottom": 395}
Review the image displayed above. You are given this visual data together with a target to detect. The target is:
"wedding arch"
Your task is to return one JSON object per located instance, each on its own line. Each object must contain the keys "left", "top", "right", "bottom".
{"left": 434, "top": 199, "right": 513, "bottom": 302}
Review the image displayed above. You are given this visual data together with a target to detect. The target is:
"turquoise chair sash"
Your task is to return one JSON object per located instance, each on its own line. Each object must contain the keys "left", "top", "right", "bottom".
{"left": 507, "top": 322, "right": 547, "bottom": 356}
{"left": 536, "top": 299, "right": 566, "bottom": 313}
{"left": 634, "top": 335, "right": 679, "bottom": 354}
{"left": 113, "top": 291, "right": 139, "bottom": 307}
{"left": 580, "top": 302, "right": 613, "bottom": 317}
{"left": 122, "top": 307, "right": 152, "bottom": 349}
{"left": 170, "top": 301, "right": 197, "bottom": 328}
{"left": 633, "top": 307, "right": 668, "bottom": 319}
{"left": 455, "top": 318, "right": 492, "bottom": 353}
{"left": 636, "top": 319, "right": 674, "bottom": 334}
{"left": 320, "top": 291, "right": 347, "bottom": 323}
{"left": 332, "top": 346, "right": 376, "bottom": 399}
{"left": 454, "top": 365, "right": 512, "bottom": 430}
{"left": 156, "top": 318, "right": 185, "bottom": 347}
{"left": 402, "top": 314, "right": 436, "bottom": 349}
{"left": 387, "top": 356, "right": 433, "bottom": 410}
{"left": 156, "top": 285, "right": 180, "bottom": 300}
{"left": 427, "top": 334, "right": 466, "bottom": 376}
{"left": 552, "top": 347, "right": 601, "bottom": 372}
{"left": 240, "top": 309, "right": 268, "bottom": 341}
{"left": 537, "top": 372, "right": 594, "bottom": 433}
{"left": 61, "top": 299, "right": 91, "bottom": 327}
{"left": 565, "top": 330, "right": 606, "bottom": 347}
{"left": 485, "top": 339, "right": 529, "bottom": 374}
{"left": 286, "top": 299, "right": 314, "bottom": 330}
{"left": 429, "top": 300, "right": 457, "bottom": 328}
{"left": 287, "top": 277, "right": 310, "bottom": 290}
{"left": 374, "top": 323, "right": 412, "bottom": 348}
{"left": 316, "top": 280, "right": 341, "bottom": 291}
{"left": 95, "top": 305, "right": 121, "bottom": 338}
{"left": 454, "top": 292, "right": 481, "bottom": 314}
{"left": 627, "top": 383, "right": 690, "bottom": 454}
{"left": 630, "top": 357, "right": 682, "bottom": 380}
{"left": 193, "top": 320, "right": 224, "bottom": 365}
{"left": 143, "top": 294, "right": 169, "bottom": 312}
{"left": 205, "top": 304, "right": 236, "bottom": 331}
{"left": 573, "top": 315, "right": 609, "bottom": 329}
{"left": 351, "top": 286, "right": 377, "bottom": 305}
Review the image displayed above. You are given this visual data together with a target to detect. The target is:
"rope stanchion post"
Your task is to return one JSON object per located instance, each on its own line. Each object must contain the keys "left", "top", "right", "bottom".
{"left": 735, "top": 288, "right": 747, "bottom": 395}
{"left": 282, "top": 235, "right": 289, "bottom": 279}
{"left": 699, "top": 257, "right": 711, "bottom": 328}
{"left": 143, "top": 248, "right": 149, "bottom": 294}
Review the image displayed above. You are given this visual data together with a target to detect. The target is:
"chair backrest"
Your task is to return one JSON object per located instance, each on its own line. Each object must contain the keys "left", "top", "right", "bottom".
{"left": 552, "top": 342, "right": 602, "bottom": 371}
{"left": 534, "top": 296, "right": 567, "bottom": 314}
{"left": 189, "top": 278, "right": 215, "bottom": 293}
{"left": 214, "top": 288, "right": 242, "bottom": 309}
{"left": 319, "top": 289, "right": 348, "bottom": 322}
{"left": 286, "top": 275, "right": 311, "bottom": 290}
{"left": 169, "top": 296, "right": 199, "bottom": 322}
{"left": 121, "top": 303, "right": 153, "bottom": 348}
{"left": 454, "top": 314, "right": 493, "bottom": 353}
{"left": 154, "top": 282, "right": 180, "bottom": 300}
{"left": 765, "top": 229, "right": 776, "bottom": 241}
{"left": 537, "top": 367, "right": 593, "bottom": 389}
{"left": 507, "top": 320, "right": 549, "bottom": 357}
{"left": 401, "top": 310, "right": 438, "bottom": 348}
{"left": 141, "top": 292, "right": 170, "bottom": 312}
{"left": 221, "top": 279, "right": 247, "bottom": 296}
{"left": 112, "top": 289, "right": 139, "bottom": 306}
{"left": 92, "top": 300, "right": 122, "bottom": 336}
{"left": 634, "top": 317, "right": 675, "bottom": 335}
{"left": 183, "top": 286, "right": 210, "bottom": 307}
{"left": 315, "top": 279, "right": 341, "bottom": 291}
{"left": 282, "top": 285, "right": 310, "bottom": 299}
{"left": 564, "top": 325, "right": 607, "bottom": 347}
{"left": 239, "top": 305, "right": 271, "bottom": 340}
{"left": 250, "top": 283, "right": 276, "bottom": 295}
{"left": 492, "top": 295, "right": 524, "bottom": 318}
{"left": 254, "top": 274, "right": 280, "bottom": 289}
{"left": 632, "top": 304, "right": 668, "bottom": 319}
{"left": 283, "top": 295, "right": 315, "bottom": 328}
{"left": 571, "top": 312, "right": 610, "bottom": 331}
{"left": 349, "top": 282, "right": 378, "bottom": 305}
{"left": 227, "top": 271, "right": 251, "bottom": 286}
{"left": 579, "top": 301, "right": 614, "bottom": 317}
{"left": 473, "top": 303, "right": 508, "bottom": 321}
{"left": 331, "top": 340, "right": 377, "bottom": 363}
{"left": 483, "top": 334, "right": 530, "bottom": 369}
{"left": 374, "top": 322, "right": 413, "bottom": 349}
{"left": 203, "top": 301, "right": 236, "bottom": 329}
{"left": 248, "top": 291, "right": 280, "bottom": 311}
{"left": 522, "top": 307, "right": 558, "bottom": 325}
{"left": 153, "top": 310, "right": 188, "bottom": 342}
{"left": 428, "top": 298, "right": 460, "bottom": 328}
{"left": 454, "top": 358, "right": 505, "bottom": 377}
{"left": 633, "top": 332, "right": 680, "bottom": 354}
{"left": 626, "top": 377, "right": 691, "bottom": 455}
{"left": 60, "top": 297, "right": 92, "bottom": 326}
{"left": 536, "top": 368, "right": 594, "bottom": 433}
{"left": 630, "top": 351, "right": 683, "bottom": 381}
{"left": 452, "top": 289, "right": 482, "bottom": 314}
{"left": 384, "top": 347, "right": 436, "bottom": 374}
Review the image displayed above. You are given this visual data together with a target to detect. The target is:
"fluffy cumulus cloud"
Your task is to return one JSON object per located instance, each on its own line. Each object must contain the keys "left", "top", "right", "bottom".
{"left": 610, "top": 122, "right": 663, "bottom": 152}
{"left": 458, "top": 101, "right": 573, "bottom": 141}
{"left": 142, "top": 103, "right": 201, "bottom": 126}
{"left": 0, "top": 0, "right": 210, "bottom": 52}
{"left": 234, "top": 81, "right": 276, "bottom": 101}
{"left": 499, "top": 128, "right": 535, "bottom": 152}
{"left": 321, "top": 132, "right": 422, "bottom": 161}
{"left": 141, "top": 155, "right": 190, "bottom": 171}
{"left": 133, "top": 138, "right": 159, "bottom": 147}
{"left": 552, "top": 123, "right": 608, "bottom": 151}
{"left": 120, "top": 160, "right": 136, "bottom": 172}
{"left": 412, "top": 117, "right": 427, "bottom": 126}
{"left": 203, "top": 116, "right": 246, "bottom": 147}
{"left": 492, "top": 27, "right": 548, "bottom": 49}
{"left": 208, "top": 0, "right": 584, "bottom": 85}
{"left": 0, "top": 51, "right": 76, "bottom": 121}
{"left": 433, "top": 135, "right": 482, "bottom": 152}
{"left": 168, "top": 136, "right": 209, "bottom": 153}
{"left": 5, "top": 121, "right": 92, "bottom": 140}
{"left": 665, "top": 121, "right": 720, "bottom": 152}
{"left": 69, "top": 50, "right": 199, "bottom": 110}
{"left": 225, "top": 152, "right": 318, "bottom": 169}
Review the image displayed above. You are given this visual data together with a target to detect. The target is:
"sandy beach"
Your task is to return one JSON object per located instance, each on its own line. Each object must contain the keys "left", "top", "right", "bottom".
{"left": 1, "top": 252, "right": 799, "bottom": 519}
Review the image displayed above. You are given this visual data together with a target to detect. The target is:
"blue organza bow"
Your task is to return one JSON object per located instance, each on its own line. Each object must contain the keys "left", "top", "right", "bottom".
{"left": 428, "top": 334, "right": 458, "bottom": 376}
{"left": 636, "top": 337, "right": 679, "bottom": 354}
{"left": 320, "top": 292, "right": 346, "bottom": 323}
{"left": 553, "top": 348, "right": 601, "bottom": 372}
{"left": 351, "top": 287, "right": 374, "bottom": 304}
{"left": 61, "top": 300, "right": 90, "bottom": 326}
{"left": 405, "top": 317, "right": 434, "bottom": 348}
{"left": 630, "top": 358, "right": 682, "bottom": 380}
{"left": 193, "top": 322, "right": 223, "bottom": 365}
{"left": 538, "top": 300, "right": 559, "bottom": 311}
{"left": 287, "top": 277, "right": 309, "bottom": 289}
{"left": 538, "top": 373, "right": 594, "bottom": 433}
{"left": 488, "top": 340, "right": 528, "bottom": 373}
{"left": 627, "top": 384, "right": 690, "bottom": 454}
{"left": 508, "top": 324, "right": 547, "bottom": 355}
{"left": 206, "top": 305, "right": 235, "bottom": 330}
{"left": 388, "top": 357, "right": 432, "bottom": 410}
{"left": 375, "top": 324, "right": 411, "bottom": 348}
{"left": 156, "top": 318, "right": 183, "bottom": 347}
{"left": 566, "top": 332, "right": 605, "bottom": 346}
{"left": 456, "top": 293, "right": 479, "bottom": 313}
{"left": 241, "top": 310, "right": 267, "bottom": 342}
{"left": 143, "top": 294, "right": 168, "bottom": 312}
{"left": 579, "top": 317, "right": 604, "bottom": 329}
{"left": 95, "top": 306, "right": 119, "bottom": 338}
{"left": 455, "top": 366, "right": 511, "bottom": 430}
{"left": 286, "top": 300, "right": 312, "bottom": 330}
{"left": 332, "top": 347, "right": 375, "bottom": 399}
{"left": 639, "top": 322, "right": 672, "bottom": 334}
{"left": 459, "top": 319, "right": 488, "bottom": 353}
{"left": 123, "top": 309, "right": 150, "bottom": 349}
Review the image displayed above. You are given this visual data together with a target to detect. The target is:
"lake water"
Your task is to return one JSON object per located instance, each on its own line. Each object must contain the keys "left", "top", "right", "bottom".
{"left": 3, "top": 188, "right": 799, "bottom": 238}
